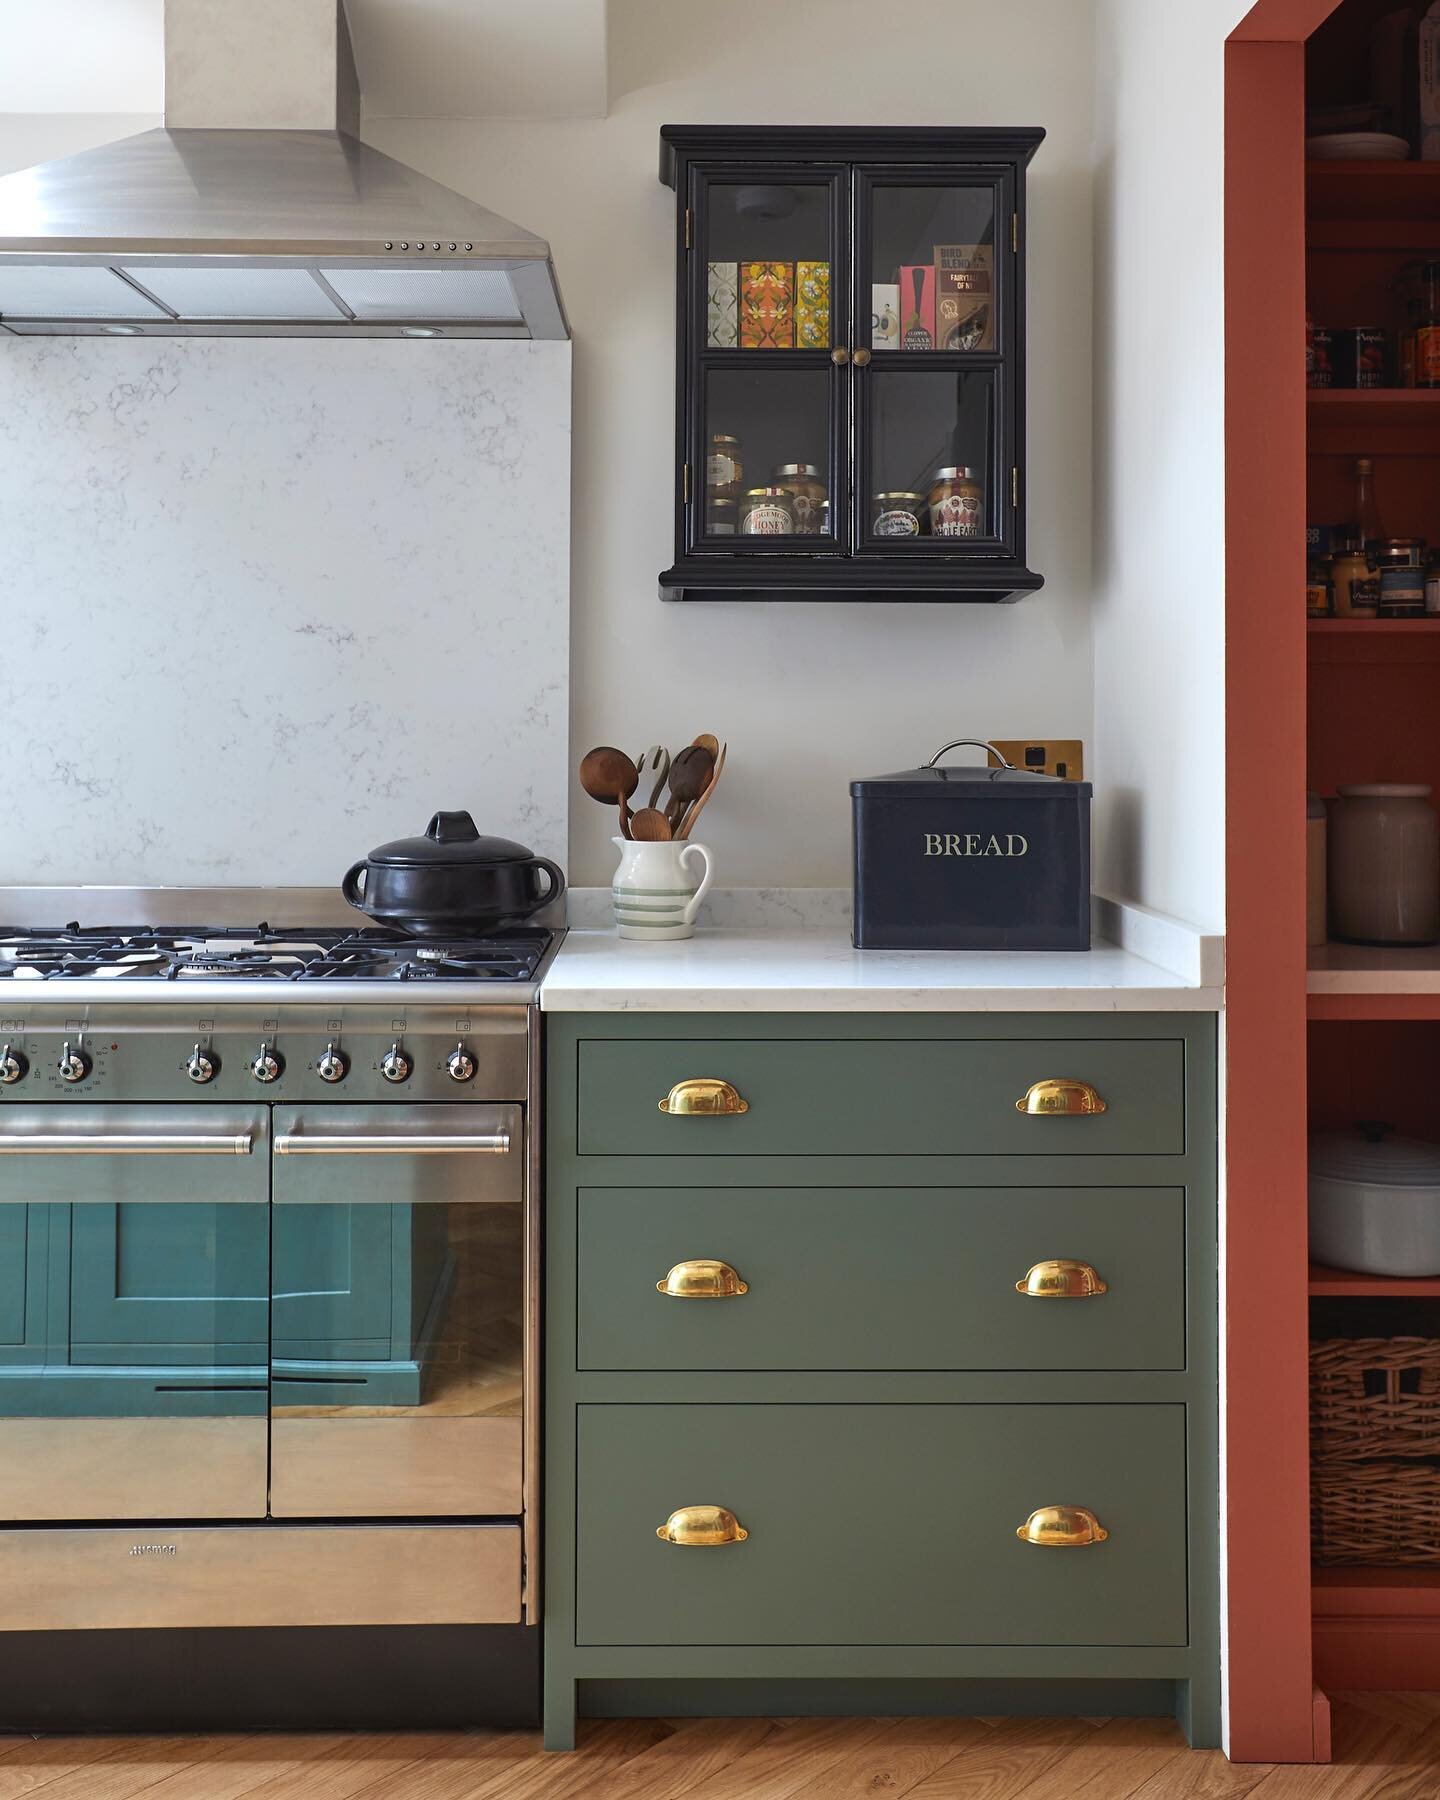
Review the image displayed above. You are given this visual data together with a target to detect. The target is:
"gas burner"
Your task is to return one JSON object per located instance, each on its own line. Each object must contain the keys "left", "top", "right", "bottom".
{"left": 0, "top": 923, "right": 553, "bottom": 985}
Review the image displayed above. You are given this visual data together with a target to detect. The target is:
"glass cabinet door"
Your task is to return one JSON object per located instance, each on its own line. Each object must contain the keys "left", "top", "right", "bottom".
{"left": 854, "top": 170, "right": 1014, "bottom": 556}
{"left": 689, "top": 169, "right": 847, "bottom": 552}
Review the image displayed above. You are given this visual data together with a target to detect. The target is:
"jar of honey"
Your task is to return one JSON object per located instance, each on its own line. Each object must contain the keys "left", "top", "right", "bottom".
{"left": 928, "top": 466, "right": 985, "bottom": 537}
{"left": 706, "top": 434, "right": 743, "bottom": 501}
{"left": 772, "top": 463, "right": 828, "bottom": 535}
{"left": 739, "top": 487, "right": 795, "bottom": 535}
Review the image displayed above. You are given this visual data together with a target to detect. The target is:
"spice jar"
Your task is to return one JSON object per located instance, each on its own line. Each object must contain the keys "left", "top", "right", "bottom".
{"left": 1306, "top": 556, "right": 1334, "bottom": 618}
{"left": 706, "top": 433, "right": 743, "bottom": 501}
{"left": 1375, "top": 538, "right": 1427, "bottom": 618}
{"left": 705, "top": 496, "right": 738, "bottom": 537}
{"left": 739, "top": 486, "right": 795, "bottom": 535}
{"left": 872, "top": 492, "right": 925, "bottom": 537}
{"left": 1329, "top": 784, "right": 1440, "bottom": 945}
{"left": 772, "top": 463, "right": 828, "bottom": 535}
{"left": 928, "top": 466, "right": 985, "bottom": 537}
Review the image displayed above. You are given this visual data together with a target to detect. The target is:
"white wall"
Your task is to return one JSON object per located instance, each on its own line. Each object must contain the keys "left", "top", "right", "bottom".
{"left": 367, "top": 0, "right": 1097, "bottom": 886}
{"left": 1090, "top": 0, "right": 1249, "bottom": 930}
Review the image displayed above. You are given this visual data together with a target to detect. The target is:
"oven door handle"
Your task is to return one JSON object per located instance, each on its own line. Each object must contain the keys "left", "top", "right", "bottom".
{"left": 0, "top": 1133, "right": 254, "bottom": 1156}
{"left": 272, "top": 1132, "right": 512, "bottom": 1157}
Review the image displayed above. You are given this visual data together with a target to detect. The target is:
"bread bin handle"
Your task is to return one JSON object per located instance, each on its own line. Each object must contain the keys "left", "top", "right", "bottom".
{"left": 926, "top": 739, "right": 1013, "bottom": 769}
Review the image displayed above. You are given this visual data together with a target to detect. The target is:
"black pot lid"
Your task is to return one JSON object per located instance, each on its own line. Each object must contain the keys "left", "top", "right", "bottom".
{"left": 362, "top": 811, "right": 539, "bottom": 868}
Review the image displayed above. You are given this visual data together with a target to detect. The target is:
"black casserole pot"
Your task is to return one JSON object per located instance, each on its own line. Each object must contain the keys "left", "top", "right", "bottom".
{"left": 342, "top": 811, "right": 565, "bottom": 935}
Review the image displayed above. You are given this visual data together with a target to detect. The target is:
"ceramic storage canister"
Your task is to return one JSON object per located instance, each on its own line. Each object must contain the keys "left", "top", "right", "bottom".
{"left": 1328, "top": 783, "right": 1440, "bottom": 945}
{"left": 1310, "top": 1124, "right": 1440, "bottom": 1277}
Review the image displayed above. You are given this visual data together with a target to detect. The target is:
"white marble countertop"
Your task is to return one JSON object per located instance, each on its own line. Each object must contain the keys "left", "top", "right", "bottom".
{"left": 541, "top": 897, "right": 1223, "bottom": 1014}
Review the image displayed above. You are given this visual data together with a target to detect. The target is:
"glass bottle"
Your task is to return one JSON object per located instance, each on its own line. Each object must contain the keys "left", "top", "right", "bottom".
{"left": 1354, "top": 456, "right": 1385, "bottom": 553}
{"left": 1419, "top": 261, "right": 1440, "bottom": 389}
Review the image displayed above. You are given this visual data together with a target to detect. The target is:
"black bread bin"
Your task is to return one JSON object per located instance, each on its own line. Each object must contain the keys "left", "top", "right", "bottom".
{"left": 851, "top": 739, "right": 1091, "bottom": 951}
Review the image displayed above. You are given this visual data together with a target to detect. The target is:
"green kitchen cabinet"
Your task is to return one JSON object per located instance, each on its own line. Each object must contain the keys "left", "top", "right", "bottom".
{"left": 546, "top": 1012, "right": 1219, "bottom": 1751}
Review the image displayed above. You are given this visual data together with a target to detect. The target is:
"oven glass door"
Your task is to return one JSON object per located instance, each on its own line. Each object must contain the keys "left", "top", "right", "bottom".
{"left": 269, "top": 1105, "right": 523, "bottom": 1519}
{"left": 0, "top": 1106, "right": 269, "bottom": 1520}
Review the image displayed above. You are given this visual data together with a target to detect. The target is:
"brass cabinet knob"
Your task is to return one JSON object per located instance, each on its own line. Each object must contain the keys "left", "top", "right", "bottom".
{"left": 656, "top": 1504, "right": 748, "bottom": 1546}
{"left": 659, "top": 1077, "right": 749, "bottom": 1116}
{"left": 851, "top": 346, "right": 873, "bottom": 366}
{"left": 1015, "top": 1078, "right": 1107, "bottom": 1117}
{"left": 1016, "top": 1505, "right": 1109, "bottom": 1548}
{"left": 831, "top": 346, "right": 851, "bottom": 365}
{"left": 1016, "top": 1260, "right": 1108, "bottom": 1299}
{"left": 657, "top": 1259, "right": 749, "bottom": 1299}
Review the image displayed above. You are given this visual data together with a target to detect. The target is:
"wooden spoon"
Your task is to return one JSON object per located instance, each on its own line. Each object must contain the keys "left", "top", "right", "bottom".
{"left": 664, "top": 744, "right": 714, "bottom": 831}
{"left": 629, "top": 807, "right": 673, "bottom": 841}
{"left": 678, "top": 743, "right": 726, "bottom": 840}
{"left": 691, "top": 733, "right": 720, "bottom": 759}
{"left": 579, "top": 745, "right": 640, "bottom": 839}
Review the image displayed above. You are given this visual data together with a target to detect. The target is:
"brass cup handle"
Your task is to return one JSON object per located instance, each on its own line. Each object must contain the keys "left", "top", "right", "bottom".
{"left": 659, "top": 1077, "right": 749, "bottom": 1116}
{"left": 1016, "top": 1505, "right": 1109, "bottom": 1548}
{"left": 851, "top": 346, "right": 873, "bottom": 366}
{"left": 656, "top": 1505, "right": 748, "bottom": 1546}
{"left": 1016, "top": 1259, "right": 1108, "bottom": 1299}
{"left": 831, "top": 346, "right": 850, "bottom": 365}
{"left": 1015, "top": 1078, "right": 1108, "bottom": 1117}
{"left": 658, "top": 1259, "right": 749, "bottom": 1299}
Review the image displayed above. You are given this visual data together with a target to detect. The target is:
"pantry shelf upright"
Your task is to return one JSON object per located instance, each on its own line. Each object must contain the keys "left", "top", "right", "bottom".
{"left": 658, "top": 125, "right": 1045, "bottom": 604}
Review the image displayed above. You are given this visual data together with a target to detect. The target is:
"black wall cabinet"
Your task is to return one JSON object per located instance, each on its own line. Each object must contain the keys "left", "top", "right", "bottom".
{"left": 659, "top": 125, "right": 1045, "bottom": 604}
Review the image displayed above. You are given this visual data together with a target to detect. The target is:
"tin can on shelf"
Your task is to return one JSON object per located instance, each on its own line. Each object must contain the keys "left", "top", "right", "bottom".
{"left": 1307, "top": 324, "right": 1335, "bottom": 389}
{"left": 1332, "top": 326, "right": 1391, "bottom": 389}
{"left": 705, "top": 496, "right": 738, "bottom": 537}
{"left": 738, "top": 487, "right": 795, "bottom": 535}
{"left": 706, "top": 433, "right": 743, "bottom": 501}
{"left": 928, "top": 466, "right": 985, "bottom": 537}
{"left": 872, "top": 492, "right": 925, "bottom": 537}
{"left": 1426, "top": 552, "right": 1440, "bottom": 614}
{"left": 1375, "top": 537, "right": 1427, "bottom": 617}
{"left": 772, "top": 463, "right": 827, "bottom": 535}
{"left": 1307, "top": 557, "right": 1334, "bottom": 618}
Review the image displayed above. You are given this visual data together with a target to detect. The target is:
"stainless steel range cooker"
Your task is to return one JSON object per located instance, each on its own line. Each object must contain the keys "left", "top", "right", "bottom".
{"left": 0, "top": 893, "right": 556, "bottom": 1729}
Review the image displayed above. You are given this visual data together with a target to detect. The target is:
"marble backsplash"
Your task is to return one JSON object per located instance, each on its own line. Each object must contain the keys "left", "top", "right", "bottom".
{"left": 0, "top": 336, "right": 570, "bottom": 885}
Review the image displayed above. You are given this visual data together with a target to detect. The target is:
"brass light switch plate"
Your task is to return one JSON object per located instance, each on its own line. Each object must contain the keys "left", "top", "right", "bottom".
{"left": 989, "top": 739, "right": 1085, "bottom": 781}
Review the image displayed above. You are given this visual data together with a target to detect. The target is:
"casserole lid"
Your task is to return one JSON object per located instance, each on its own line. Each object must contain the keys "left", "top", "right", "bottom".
{"left": 851, "top": 737, "right": 1092, "bottom": 800}
{"left": 1310, "top": 1123, "right": 1440, "bottom": 1189}
{"left": 361, "top": 811, "right": 539, "bottom": 869}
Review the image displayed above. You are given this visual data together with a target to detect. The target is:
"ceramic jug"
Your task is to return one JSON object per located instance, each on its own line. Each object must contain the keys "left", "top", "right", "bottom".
{"left": 611, "top": 838, "right": 714, "bottom": 940}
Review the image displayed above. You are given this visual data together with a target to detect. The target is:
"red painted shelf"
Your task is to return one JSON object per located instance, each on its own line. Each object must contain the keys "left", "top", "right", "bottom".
{"left": 1309, "top": 1262, "right": 1440, "bottom": 1297}
{"left": 1307, "top": 389, "right": 1440, "bottom": 429}
{"left": 1306, "top": 159, "right": 1440, "bottom": 221}
{"left": 1307, "top": 617, "right": 1440, "bottom": 633}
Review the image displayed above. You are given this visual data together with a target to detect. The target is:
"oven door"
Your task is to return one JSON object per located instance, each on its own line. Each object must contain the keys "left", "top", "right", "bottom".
{"left": 0, "top": 1106, "right": 269, "bottom": 1520}
{"left": 269, "top": 1105, "right": 523, "bottom": 1519}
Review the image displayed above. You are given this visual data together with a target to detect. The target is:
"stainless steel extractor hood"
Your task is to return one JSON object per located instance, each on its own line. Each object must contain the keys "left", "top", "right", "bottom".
{"left": 0, "top": 2, "right": 568, "bottom": 342}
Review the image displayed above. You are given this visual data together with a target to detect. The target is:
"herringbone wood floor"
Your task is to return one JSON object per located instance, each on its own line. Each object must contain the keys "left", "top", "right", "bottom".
{"left": 0, "top": 1694, "right": 1437, "bottom": 1800}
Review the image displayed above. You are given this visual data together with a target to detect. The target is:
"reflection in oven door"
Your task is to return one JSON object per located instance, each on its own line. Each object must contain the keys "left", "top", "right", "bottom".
{"left": 269, "top": 1104, "right": 523, "bottom": 1518}
{"left": 0, "top": 1107, "right": 270, "bottom": 1520}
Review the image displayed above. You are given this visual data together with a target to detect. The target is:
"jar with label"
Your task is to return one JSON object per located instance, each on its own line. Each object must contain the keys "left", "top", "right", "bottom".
{"left": 1306, "top": 556, "right": 1334, "bottom": 618}
{"left": 872, "top": 492, "right": 925, "bottom": 537}
{"left": 928, "top": 466, "right": 985, "bottom": 537}
{"left": 1331, "top": 543, "right": 1379, "bottom": 618}
{"left": 1330, "top": 784, "right": 1440, "bottom": 945}
{"left": 771, "top": 463, "right": 828, "bottom": 535}
{"left": 738, "top": 486, "right": 795, "bottom": 535}
{"left": 1375, "top": 537, "right": 1427, "bottom": 618}
{"left": 706, "top": 433, "right": 743, "bottom": 501}
{"left": 706, "top": 496, "right": 738, "bottom": 537}
{"left": 1426, "top": 551, "right": 1440, "bottom": 614}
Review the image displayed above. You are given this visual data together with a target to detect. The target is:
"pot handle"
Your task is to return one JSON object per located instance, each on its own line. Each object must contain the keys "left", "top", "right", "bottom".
{"left": 341, "top": 862, "right": 368, "bottom": 910}
{"left": 531, "top": 857, "right": 566, "bottom": 909}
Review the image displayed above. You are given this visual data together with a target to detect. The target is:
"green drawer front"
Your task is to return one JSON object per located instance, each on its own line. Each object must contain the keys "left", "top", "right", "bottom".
{"left": 576, "top": 1404, "right": 1188, "bottom": 1648}
{"left": 577, "top": 1186, "right": 1185, "bottom": 1372}
{"left": 576, "top": 1038, "right": 1184, "bottom": 1158}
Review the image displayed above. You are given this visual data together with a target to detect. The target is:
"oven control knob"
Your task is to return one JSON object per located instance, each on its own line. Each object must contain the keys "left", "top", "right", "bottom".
{"left": 186, "top": 1043, "right": 218, "bottom": 1084}
{"left": 57, "top": 1041, "right": 91, "bottom": 1084}
{"left": 0, "top": 1044, "right": 27, "bottom": 1085}
{"left": 381, "top": 1042, "right": 412, "bottom": 1084}
{"left": 316, "top": 1042, "right": 349, "bottom": 1084}
{"left": 251, "top": 1042, "right": 283, "bottom": 1084}
{"left": 446, "top": 1043, "right": 476, "bottom": 1083}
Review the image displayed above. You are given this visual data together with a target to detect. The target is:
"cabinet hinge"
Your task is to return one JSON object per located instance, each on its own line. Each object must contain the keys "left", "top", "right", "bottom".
{"left": 1011, "top": 212, "right": 1019, "bottom": 254}
{"left": 684, "top": 208, "right": 693, "bottom": 252}
{"left": 683, "top": 463, "right": 691, "bottom": 504}
{"left": 1011, "top": 467, "right": 1020, "bottom": 507}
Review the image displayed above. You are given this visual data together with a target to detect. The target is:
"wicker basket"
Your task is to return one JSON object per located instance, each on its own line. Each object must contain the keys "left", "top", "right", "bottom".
{"left": 1312, "top": 1458, "right": 1440, "bottom": 1565}
{"left": 1310, "top": 1336, "right": 1440, "bottom": 1463}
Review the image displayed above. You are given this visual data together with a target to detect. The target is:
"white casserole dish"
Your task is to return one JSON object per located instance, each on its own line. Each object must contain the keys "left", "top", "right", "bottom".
{"left": 1309, "top": 1125, "right": 1440, "bottom": 1277}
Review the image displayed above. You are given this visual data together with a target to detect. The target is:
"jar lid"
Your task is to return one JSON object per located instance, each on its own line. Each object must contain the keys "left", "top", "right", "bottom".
{"left": 1311, "top": 1124, "right": 1440, "bottom": 1189}
{"left": 934, "top": 466, "right": 980, "bottom": 481}
{"left": 772, "top": 463, "right": 823, "bottom": 478}
{"left": 710, "top": 433, "right": 741, "bottom": 445}
{"left": 875, "top": 491, "right": 923, "bottom": 502}
{"left": 1336, "top": 783, "right": 1433, "bottom": 798}
{"left": 744, "top": 487, "right": 790, "bottom": 498}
